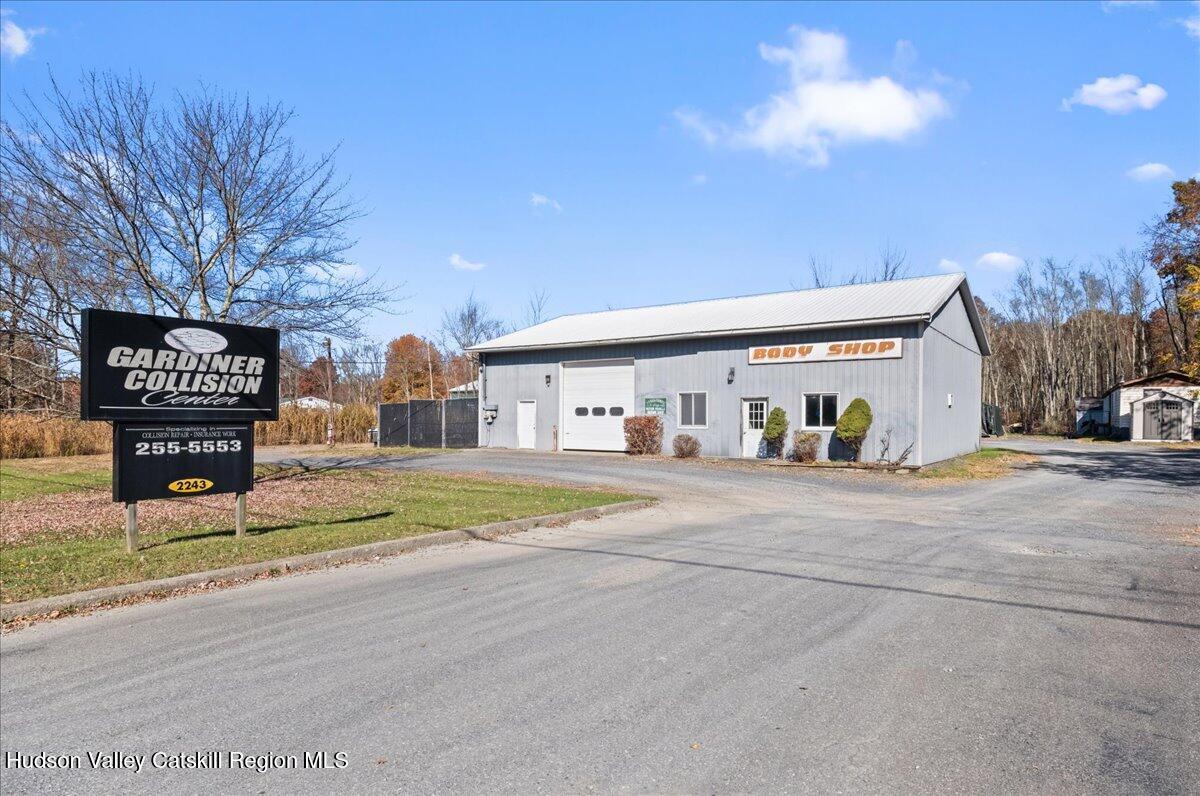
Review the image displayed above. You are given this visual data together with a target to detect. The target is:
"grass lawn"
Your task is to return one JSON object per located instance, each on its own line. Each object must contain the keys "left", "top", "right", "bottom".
{"left": 916, "top": 447, "right": 1036, "bottom": 480}
{"left": 1, "top": 460, "right": 640, "bottom": 604}
{"left": 1, "top": 456, "right": 112, "bottom": 501}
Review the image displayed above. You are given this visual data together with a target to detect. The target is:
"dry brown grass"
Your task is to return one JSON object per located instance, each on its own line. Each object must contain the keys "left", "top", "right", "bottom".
{"left": 1, "top": 404, "right": 378, "bottom": 459}
{"left": 1, "top": 414, "right": 111, "bottom": 459}
{"left": 915, "top": 448, "right": 1037, "bottom": 480}
{"left": 254, "top": 404, "right": 376, "bottom": 446}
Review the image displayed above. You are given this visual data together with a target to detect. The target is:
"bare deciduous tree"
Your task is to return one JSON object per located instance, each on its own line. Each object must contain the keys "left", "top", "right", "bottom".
{"left": 336, "top": 340, "right": 386, "bottom": 404}
{"left": 523, "top": 288, "right": 550, "bottom": 327}
{"left": 1, "top": 72, "right": 390, "bottom": 411}
{"left": 807, "top": 253, "right": 833, "bottom": 289}
{"left": 980, "top": 256, "right": 1175, "bottom": 433}
{"left": 440, "top": 291, "right": 506, "bottom": 384}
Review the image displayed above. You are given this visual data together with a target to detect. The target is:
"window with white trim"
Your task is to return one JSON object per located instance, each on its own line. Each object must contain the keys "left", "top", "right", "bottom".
{"left": 804, "top": 393, "right": 838, "bottom": 429}
{"left": 679, "top": 392, "right": 707, "bottom": 428}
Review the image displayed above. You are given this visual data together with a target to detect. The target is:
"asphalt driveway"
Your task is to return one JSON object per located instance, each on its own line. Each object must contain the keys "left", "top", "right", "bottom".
{"left": 2, "top": 440, "right": 1198, "bottom": 793}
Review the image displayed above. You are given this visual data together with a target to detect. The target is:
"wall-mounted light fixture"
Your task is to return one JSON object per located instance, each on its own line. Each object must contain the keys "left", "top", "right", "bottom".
{"left": 727, "top": 367, "right": 735, "bottom": 384}
{"left": 545, "top": 374, "right": 552, "bottom": 387}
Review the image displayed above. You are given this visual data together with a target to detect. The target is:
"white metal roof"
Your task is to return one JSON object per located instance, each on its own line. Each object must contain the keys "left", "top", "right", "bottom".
{"left": 471, "top": 273, "right": 990, "bottom": 355}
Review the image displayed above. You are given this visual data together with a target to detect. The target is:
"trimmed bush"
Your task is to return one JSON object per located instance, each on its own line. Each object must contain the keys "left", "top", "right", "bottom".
{"left": 623, "top": 415, "right": 663, "bottom": 455}
{"left": 672, "top": 433, "right": 702, "bottom": 458}
{"left": 790, "top": 431, "right": 821, "bottom": 463}
{"left": 835, "top": 397, "right": 873, "bottom": 461}
{"left": 762, "top": 406, "right": 789, "bottom": 458}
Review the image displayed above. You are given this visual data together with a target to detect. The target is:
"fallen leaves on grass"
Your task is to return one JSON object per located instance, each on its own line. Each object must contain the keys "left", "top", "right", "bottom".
{"left": 1, "top": 468, "right": 388, "bottom": 545}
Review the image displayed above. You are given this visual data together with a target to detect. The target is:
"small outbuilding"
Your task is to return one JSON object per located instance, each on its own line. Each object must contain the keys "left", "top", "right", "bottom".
{"left": 1130, "top": 391, "right": 1195, "bottom": 442}
{"left": 1075, "top": 397, "right": 1105, "bottom": 436}
{"left": 1096, "top": 370, "right": 1200, "bottom": 442}
{"left": 469, "top": 273, "right": 990, "bottom": 466}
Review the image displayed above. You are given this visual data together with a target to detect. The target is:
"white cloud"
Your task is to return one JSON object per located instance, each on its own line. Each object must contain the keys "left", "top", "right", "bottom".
{"left": 892, "top": 39, "right": 919, "bottom": 75}
{"left": 937, "top": 258, "right": 961, "bottom": 272}
{"left": 976, "top": 252, "right": 1023, "bottom": 271}
{"left": 1, "top": 11, "right": 45, "bottom": 59}
{"left": 449, "top": 253, "right": 486, "bottom": 272}
{"left": 691, "top": 173, "right": 709, "bottom": 186}
{"left": 1126, "top": 162, "right": 1174, "bottom": 181}
{"left": 305, "top": 262, "right": 364, "bottom": 281}
{"left": 328, "top": 262, "right": 364, "bottom": 280}
{"left": 1101, "top": 0, "right": 1157, "bottom": 11}
{"left": 1062, "top": 74, "right": 1166, "bottom": 114}
{"left": 1183, "top": 1, "right": 1200, "bottom": 38}
{"left": 674, "top": 109, "right": 719, "bottom": 146}
{"left": 530, "top": 192, "right": 563, "bottom": 212}
{"left": 677, "top": 27, "right": 950, "bottom": 167}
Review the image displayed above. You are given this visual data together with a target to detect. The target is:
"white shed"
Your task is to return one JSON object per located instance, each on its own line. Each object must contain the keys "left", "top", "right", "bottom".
{"left": 1100, "top": 370, "right": 1200, "bottom": 442}
{"left": 1131, "top": 391, "right": 1195, "bottom": 442}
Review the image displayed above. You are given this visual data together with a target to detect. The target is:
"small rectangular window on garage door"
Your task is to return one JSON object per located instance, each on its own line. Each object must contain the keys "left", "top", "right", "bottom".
{"left": 679, "top": 392, "right": 707, "bottom": 428}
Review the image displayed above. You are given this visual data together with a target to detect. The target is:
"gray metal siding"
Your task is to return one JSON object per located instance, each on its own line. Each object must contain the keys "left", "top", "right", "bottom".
{"left": 920, "top": 289, "right": 983, "bottom": 464}
{"left": 480, "top": 323, "right": 924, "bottom": 461}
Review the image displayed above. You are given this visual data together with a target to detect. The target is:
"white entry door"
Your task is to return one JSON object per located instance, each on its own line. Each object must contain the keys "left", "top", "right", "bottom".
{"left": 742, "top": 398, "right": 768, "bottom": 458}
{"left": 562, "top": 359, "right": 634, "bottom": 451}
{"left": 517, "top": 400, "right": 537, "bottom": 449}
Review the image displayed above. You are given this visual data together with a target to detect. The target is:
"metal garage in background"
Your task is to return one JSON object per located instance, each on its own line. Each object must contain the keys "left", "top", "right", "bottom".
{"left": 469, "top": 273, "right": 991, "bottom": 465}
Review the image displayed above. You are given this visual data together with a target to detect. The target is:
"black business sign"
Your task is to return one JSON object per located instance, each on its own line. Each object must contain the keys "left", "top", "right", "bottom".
{"left": 113, "top": 423, "right": 255, "bottom": 503}
{"left": 82, "top": 309, "right": 279, "bottom": 422}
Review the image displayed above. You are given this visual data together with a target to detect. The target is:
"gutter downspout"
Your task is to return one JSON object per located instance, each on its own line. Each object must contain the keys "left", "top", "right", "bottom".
{"left": 915, "top": 320, "right": 925, "bottom": 467}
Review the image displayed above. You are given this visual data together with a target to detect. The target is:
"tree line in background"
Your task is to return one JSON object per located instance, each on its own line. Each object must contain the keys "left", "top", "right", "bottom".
{"left": 979, "top": 179, "right": 1198, "bottom": 433}
{"left": 276, "top": 288, "right": 543, "bottom": 407}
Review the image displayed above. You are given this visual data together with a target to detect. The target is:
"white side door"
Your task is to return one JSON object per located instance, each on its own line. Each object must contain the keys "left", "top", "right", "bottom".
{"left": 741, "top": 398, "right": 768, "bottom": 458}
{"left": 561, "top": 359, "right": 634, "bottom": 451}
{"left": 517, "top": 400, "right": 537, "bottom": 449}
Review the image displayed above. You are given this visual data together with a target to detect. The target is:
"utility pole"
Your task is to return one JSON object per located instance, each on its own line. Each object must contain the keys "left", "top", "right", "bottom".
{"left": 426, "top": 343, "right": 435, "bottom": 399}
{"left": 325, "top": 337, "right": 335, "bottom": 447}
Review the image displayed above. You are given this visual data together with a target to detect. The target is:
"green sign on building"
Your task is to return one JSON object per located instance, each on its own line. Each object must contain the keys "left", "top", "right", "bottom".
{"left": 644, "top": 396, "right": 667, "bottom": 415}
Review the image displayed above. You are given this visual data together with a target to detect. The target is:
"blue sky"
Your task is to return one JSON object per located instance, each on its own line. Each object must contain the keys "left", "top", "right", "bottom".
{"left": 2, "top": 1, "right": 1197, "bottom": 343}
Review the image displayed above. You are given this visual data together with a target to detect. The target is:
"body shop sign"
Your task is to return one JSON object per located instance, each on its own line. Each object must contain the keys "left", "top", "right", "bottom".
{"left": 748, "top": 338, "right": 902, "bottom": 365}
{"left": 82, "top": 309, "right": 279, "bottom": 421}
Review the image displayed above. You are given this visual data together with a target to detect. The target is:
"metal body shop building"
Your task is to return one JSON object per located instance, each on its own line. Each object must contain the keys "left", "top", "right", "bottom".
{"left": 469, "top": 274, "right": 990, "bottom": 466}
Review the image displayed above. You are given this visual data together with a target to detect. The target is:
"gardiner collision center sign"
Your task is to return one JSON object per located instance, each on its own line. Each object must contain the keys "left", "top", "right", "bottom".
{"left": 748, "top": 337, "right": 902, "bottom": 365}
{"left": 81, "top": 309, "right": 279, "bottom": 422}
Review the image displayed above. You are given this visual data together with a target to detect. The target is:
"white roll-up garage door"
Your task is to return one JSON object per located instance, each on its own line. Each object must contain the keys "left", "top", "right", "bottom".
{"left": 561, "top": 359, "right": 634, "bottom": 451}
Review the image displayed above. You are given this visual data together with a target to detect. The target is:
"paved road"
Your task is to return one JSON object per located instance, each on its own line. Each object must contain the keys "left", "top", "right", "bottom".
{"left": 2, "top": 440, "right": 1198, "bottom": 793}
